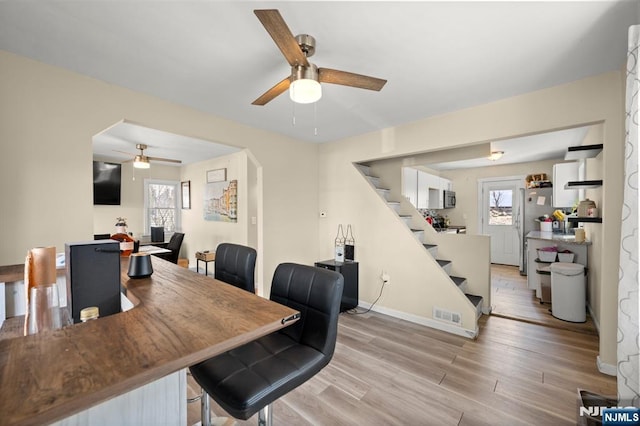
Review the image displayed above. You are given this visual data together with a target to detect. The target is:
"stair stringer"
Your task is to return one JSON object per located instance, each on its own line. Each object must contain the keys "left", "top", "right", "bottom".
{"left": 394, "top": 197, "right": 491, "bottom": 316}
{"left": 354, "top": 165, "right": 479, "bottom": 337}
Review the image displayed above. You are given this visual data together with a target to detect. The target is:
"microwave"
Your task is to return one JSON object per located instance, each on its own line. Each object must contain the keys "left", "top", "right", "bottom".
{"left": 443, "top": 190, "right": 456, "bottom": 209}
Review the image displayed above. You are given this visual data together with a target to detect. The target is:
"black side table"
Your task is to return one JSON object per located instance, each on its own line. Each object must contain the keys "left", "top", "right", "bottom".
{"left": 314, "top": 260, "right": 358, "bottom": 311}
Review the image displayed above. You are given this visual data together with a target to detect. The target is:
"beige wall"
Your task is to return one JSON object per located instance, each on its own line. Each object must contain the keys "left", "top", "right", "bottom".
{"left": 0, "top": 50, "right": 319, "bottom": 296}
{"left": 179, "top": 151, "right": 249, "bottom": 269}
{"left": 320, "top": 71, "right": 624, "bottom": 366}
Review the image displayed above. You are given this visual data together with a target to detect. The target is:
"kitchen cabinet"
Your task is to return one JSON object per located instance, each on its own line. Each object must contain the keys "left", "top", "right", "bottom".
{"left": 553, "top": 162, "right": 579, "bottom": 207}
{"left": 417, "top": 170, "right": 429, "bottom": 209}
{"left": 401, "top": 168, "right": 452, "bottom": 210}
{"left": 402, "top": 167, "right": 418, "bottom": 206}
{"left": 440, "top": 177, "right": 453, "bottom": 192}
{"left": 428, "top": 177, "right": 452, "bottom": 209}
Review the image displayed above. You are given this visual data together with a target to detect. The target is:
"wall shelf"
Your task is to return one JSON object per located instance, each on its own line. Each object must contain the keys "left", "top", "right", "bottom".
{"left": 564, "top": 179, "right": 603, "bottom": 189}
{"left": 564, "top": 143, "right": 603, "bottom": 160}
{"left": 568, "top": 217, "right": 602, "bottom": 223}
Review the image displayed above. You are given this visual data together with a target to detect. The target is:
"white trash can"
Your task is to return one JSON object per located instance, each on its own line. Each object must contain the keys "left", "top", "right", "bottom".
{"left": 550, "top": 262, "right": 586, "bottom": 322}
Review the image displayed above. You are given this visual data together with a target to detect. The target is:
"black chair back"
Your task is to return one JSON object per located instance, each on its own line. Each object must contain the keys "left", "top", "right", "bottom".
{"left": 270, "top": 263, "right": 344, "bottom": 357}
{"left": 155, "top": 232, "right": 184, "bottom": 264}
{"left": 189, "top": 263, "right": 343, "bottom": 423}
{"left": 214, "top": 243, "right": 257, "bottom": 293}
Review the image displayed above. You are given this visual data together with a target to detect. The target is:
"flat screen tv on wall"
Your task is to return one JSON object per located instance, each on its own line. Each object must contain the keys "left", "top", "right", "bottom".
{"left": 93, "top": 161, "right": 122, "bottom": 205}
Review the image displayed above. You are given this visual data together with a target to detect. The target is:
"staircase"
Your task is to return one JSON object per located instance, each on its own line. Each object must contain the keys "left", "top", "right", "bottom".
{"left": 358, "top": 164, "right": 484, "bottom": 322}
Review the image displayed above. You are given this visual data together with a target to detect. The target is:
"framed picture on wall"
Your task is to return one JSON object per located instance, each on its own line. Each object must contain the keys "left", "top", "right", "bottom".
{"left": 207, "top": 168, "right": 226, "bottom": 183}
{"left": 181, "top": 181, "right": 191, "bottom": 209}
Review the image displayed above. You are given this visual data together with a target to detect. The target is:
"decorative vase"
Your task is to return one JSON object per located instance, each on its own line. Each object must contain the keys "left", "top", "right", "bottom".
{"left": 111, "top": 217, "right": 135, "bottom": 257}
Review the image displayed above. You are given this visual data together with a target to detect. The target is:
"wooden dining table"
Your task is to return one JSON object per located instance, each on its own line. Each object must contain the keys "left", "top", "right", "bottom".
{"left": 0, "top": 257, "right": 299, "bottom": 426}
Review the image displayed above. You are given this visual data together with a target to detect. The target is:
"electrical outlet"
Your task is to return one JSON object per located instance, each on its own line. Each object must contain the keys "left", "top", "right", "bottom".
{"left": 381, "top": 271, "right": 390, "bottom": 283}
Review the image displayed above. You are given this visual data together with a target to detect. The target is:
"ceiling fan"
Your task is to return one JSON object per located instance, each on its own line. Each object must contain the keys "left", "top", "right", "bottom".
{"left": 114, "top": 144, "right": 182, "bottom": 169}
{"left": 252, "top": 9, "right": 387, "bottom": 106}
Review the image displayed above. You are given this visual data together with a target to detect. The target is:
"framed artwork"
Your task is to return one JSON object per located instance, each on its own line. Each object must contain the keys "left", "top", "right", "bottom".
{"left": 207, "top": 168, "right": 227, "bottom": 183}
{"left": 204, "top": 179, "right": 237, "bottom": 223}
{"left": 181, "top": 181, "right": 191, "bottom": 209}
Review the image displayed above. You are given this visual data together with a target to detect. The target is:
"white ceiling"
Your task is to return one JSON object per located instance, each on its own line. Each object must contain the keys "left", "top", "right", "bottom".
{"left": 428, "top": 125, "right": 591, "bottom": 170}
{"left": 0, "top": 1, "right": 636, "bottom": 149}
{"left": 92, "top": 121, "right": 241, "bottom": 166}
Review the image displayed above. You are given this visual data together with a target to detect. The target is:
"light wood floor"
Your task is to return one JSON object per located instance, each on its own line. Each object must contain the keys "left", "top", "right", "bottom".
{"left": 490, "top": 264, "right": 597, "bottom": 335}
{"left": 188, "top": 310, "right": 615, "bottom": 425}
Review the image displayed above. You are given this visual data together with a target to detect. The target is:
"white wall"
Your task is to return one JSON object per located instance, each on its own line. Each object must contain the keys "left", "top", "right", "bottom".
{"left": 0, "top": 50, "right": 318, "bottom": 298}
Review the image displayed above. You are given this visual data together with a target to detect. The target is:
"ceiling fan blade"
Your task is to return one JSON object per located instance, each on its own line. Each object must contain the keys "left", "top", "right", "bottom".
{"left": 147, "top": 156, "right": 182, "bottom": 164}
{"left": 252, "top": 76, "right": 291, "bottom": 106}
{"left": 318, "top": 68, "right": 387, "bottom": 91}
{"left": 254, "top": 9, "right": 309, "bottom": 68}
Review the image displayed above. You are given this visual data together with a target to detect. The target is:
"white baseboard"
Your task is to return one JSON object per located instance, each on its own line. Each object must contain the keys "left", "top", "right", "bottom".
{"left": 356, "top": 301, "right": 478, "bottom": 339}
{"left": 597, "top": 356, "right": 616, "bottom": 376}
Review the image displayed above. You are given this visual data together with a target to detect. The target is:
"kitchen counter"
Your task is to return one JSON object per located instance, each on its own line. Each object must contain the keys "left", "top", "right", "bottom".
{"left": 433, "top": 225, "right": 466, "bottom": 234}
{"left": 0, "top": 258, "right": 298, "bottom": 426}
{"left": 525, "top": 232, "right": 589, "bottom": 301}
{"left": 526, "top": 231, "right": 591, "bottom": 245}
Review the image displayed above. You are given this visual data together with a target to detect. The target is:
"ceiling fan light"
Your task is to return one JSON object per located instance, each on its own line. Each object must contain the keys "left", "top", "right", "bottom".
{"left": 133, "top": 155, "right": 150, "bottom": 169}
{"left": 488, "top": 151, "right": 504, "bottom": 161}
{"left": 289, "top": 63, "right": 321, "bottom": 104}
{"left": 290, "top": 79, "right": 322, "bottom": 104}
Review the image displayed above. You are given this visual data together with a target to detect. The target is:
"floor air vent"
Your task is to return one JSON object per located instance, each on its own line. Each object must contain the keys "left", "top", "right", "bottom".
{"left": 433, "top": 307, "right": 462, "bottom": 326}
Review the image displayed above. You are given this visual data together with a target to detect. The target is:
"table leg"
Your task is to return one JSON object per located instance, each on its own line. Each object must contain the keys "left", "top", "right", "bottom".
{"left": 196, "top": 259, "right": 200, "bottom": 274}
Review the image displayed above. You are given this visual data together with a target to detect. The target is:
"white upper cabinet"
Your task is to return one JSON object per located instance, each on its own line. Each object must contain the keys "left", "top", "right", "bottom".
{"left": 402, "top": 168, "right": 453, "bottom": 210}
{"left": 440, "top": 177, "right": 453, "bottom": 192}
{"left": 553, "top": 162, "right": 579, "bottom": 207}
{"left": 402, "top": 167, "right": 418, "bottom": 206}
{"left": 417, "top": 171, "right": 430, "bottom": 209}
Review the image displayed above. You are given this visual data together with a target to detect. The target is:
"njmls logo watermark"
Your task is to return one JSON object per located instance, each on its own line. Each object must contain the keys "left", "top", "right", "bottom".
{"left": 579, "top": 406, "right": 640, "bottom": 425}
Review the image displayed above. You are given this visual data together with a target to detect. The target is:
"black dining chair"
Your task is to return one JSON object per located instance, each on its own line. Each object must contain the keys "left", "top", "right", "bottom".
{"left": 214, "top": 243, "right": 257, "bottom": 293}
{"left": 153, "top": 232, "right": 184, "bottom": 264}
{"left": 189, "top": 263, "right": 344, "bottom": 426}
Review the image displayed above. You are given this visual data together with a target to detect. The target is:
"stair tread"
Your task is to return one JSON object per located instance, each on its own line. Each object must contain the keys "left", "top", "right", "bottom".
{"left": 387, "top": 201, "right": 400, "bottom": 205}
{"left": 423, "top": 244, "right": 437, "bottom": 249}
{"left": 465, "top": 294, "right": 483, "bottom": 307}
{"left": 450, "top": 276, "right": 466, "bottom": 287}
{"left": 436, "top": 259, "right": 451, "bottom": 267}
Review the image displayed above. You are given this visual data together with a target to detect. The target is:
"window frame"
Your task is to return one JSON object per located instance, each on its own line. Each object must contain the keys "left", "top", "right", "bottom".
{"left": 143, "top": 178, "right": 181, "bottom": 235}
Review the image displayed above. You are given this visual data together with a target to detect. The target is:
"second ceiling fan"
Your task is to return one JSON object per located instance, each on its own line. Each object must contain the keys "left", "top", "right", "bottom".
{"left": 115, "top": 144, "right": 182, "bottom": 169}
{"left": 252, "top": 9, "right": 387, "bottom": 106}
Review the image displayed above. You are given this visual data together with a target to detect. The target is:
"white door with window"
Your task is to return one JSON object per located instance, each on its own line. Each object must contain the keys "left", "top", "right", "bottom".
{"left": 480, "top": 178, "right": 523, "bottom": 266}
